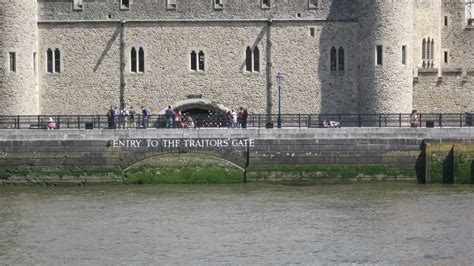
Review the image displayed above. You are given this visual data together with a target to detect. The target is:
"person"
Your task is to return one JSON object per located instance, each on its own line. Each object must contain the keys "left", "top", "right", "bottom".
{"left": 174, "top": 111, "right": 182, "bottom": 128}
{"left": 186, "top": 116, "right": 195, "bottom": 128}
{"left": 329, "top": 120, "right": 340, "bottom": 128}
{"left": 165, "top": 106, "right": 174, "bottom": 128}
{"left": 106, "top": 106, "right": 114, "bottom": 129}
{"left": 227, "top": 110, "right": 233, "bottom": 128}
{"left": 231, "top": 108, "right": 238, "bottom": 128}
{"left": 120, "top": 107, "right": 129, "bottom": 129}
{"left": 322, "top": 119, "right": 330, "bottom": 128}
{"left": 410, "top": 109, "right": 420, "bottom": 128}
{"left": 113, "top": 106, "right": 119, "bottom": 129}
{"left": 141, "top": 106, "right": 150, "bottom": 128}
{"left": 240, "top": 107, "right": 248, "bottom": 129}
{"left": 129, "top": 106, "right": 136, "bottom": 128}
{"left": 47, "top": 117, "right": 56, "bottom": 130}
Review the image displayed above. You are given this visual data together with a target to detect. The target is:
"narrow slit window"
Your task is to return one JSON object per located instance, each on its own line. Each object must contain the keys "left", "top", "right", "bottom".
{"left": 47, "top": 49, "right": 53, "bottom": 73}
{"left": 198, "top": 51, "right": 205, "bottom": 71}
{"left": 191, "top": 51, "right": 197, "bottom": 71}
{"left": 427, "top": 38, "right": 431, "bottom": 61}
{"left": 130, "top": 47, "right": 137, "bottom": 73}
{"left": 444, "top": 51, "right": 448, "bottom": 64}
{"left": 9, "top": 52, "right": 16, "bottom": 72}
{"left": 245, "top": 47, "right": 252, "bottom": 72}
{"left": 422, "top": 39, "right": 426, "bottom": 60}
{"left": 402, "top": 45, "right": 407, "bottom": 65}
{"left": 54, "top": 49, "right": 61, "bottom": 73}
{"left": 253, "top": 47, "right": 260, "bottom": 72}
{"left": 330, "top": 47, "right": 337, "bottom": 71}
{"left": 376, "top": 45, "right": 383, "bottom": 65}
{"left": 33, "top": 52, "right": 37, "bottom": 73}
{"left": 309, "top": 27, "right": 315, "bottom": 37}
{"left": 138, "top": 47, "right": 145, "bottom": 73}
{"left": 444, "top": 16, "right": 448, "bottom": 26}
{"left": 338, "top": 47, "right": 344, "bottom": 71}
{"left": 430, "top": 40, "right": 434, "bottom": 60}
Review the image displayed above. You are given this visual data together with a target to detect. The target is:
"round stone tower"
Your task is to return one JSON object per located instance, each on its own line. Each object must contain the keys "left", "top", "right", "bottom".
{"left": 0, "top": 0, "right": 39, "bottom": 115}
{"left": 357, "top": 0, "right": 414, "bottom": 114}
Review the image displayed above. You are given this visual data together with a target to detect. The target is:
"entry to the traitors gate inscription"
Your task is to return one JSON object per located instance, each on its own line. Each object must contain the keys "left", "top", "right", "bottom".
{"left": 109, "top": 139, "right": 255, "bottom": 149}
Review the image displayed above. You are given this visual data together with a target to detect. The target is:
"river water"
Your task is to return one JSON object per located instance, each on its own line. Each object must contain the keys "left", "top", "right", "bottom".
{"left": 0, "top": 184, "right": 473, "bottom": 264}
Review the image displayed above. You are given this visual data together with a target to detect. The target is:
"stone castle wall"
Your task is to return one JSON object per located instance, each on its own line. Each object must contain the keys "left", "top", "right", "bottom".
{"left": 0, "top": 0, "right": 472, "bottom": 115}
{"left": 0, "top": 0, "right": 39, "bottom": 115}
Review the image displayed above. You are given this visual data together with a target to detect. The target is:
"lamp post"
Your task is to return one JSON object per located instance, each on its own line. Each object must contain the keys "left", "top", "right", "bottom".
{"left": 276, "top": 72, "right": 285, "bottom": 129}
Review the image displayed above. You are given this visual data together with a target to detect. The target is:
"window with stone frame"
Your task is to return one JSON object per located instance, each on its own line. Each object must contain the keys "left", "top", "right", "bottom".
{"left": 46, "top": 48, "right": 61, "bottom": 73}
{"left": 167, "top": 0, "right": 177, "bottom": 10}
{"left": 466, "top": 0, "right": 474, "bottom": 25}
{"left": 190, "top": 50, "right": 205, "bottom": 72}
{"left": 261, "top": 0, "right": 271, "bottom": 9}
{"left": 9, "top": 52, "right": 16, "bottom": 72}
{"left": 402, "top": 45, "right": 407, "bottom": 65}
{"left": 245, "top": 46, "right": 260, "bottom": 73}
{"left": 376, "top": 45, "right": 383, "bottom": 65}
{"left": 131, "top": 47, "right": 137, "bottom": 73}
{"left": 54, "top": 49, "right": 61, "bottom": 73}
{"left": 308, "top": 0, "right": 320, "bottom": 9}
{"left": 330, "top": 47, "right": 337, "bottom": 71}
{"left": 73, "top": 0, "right": 83, "bottom": 11}
{"left": 120, "top": 0, "right": 130, "bottom": 10}
{"left": 138, "top": 48, "right": 145, "bottom": 73}
{"left": 214, "top": 0, "right": 224, "bottom": 9}
{"left": 422, "top": 38, "right": 434, "bottom": 68}
{"left": 338, "top": 47, "right": 344, "bottom": 71}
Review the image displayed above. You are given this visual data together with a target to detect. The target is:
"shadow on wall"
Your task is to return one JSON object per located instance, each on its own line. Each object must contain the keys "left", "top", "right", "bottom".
{"left": 443, "top": 147, "right": 455, "bottom": 184}
{"left": 317, "top": 0, "right": 358, "bottom": 114}
{"left": 415, "top": 141, "right": 426, "bottom": 184}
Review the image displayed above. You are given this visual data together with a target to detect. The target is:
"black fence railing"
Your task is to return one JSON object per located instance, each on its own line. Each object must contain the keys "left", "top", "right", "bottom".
{"left": 0, "top": 113, "right": 472, "bottom": 130}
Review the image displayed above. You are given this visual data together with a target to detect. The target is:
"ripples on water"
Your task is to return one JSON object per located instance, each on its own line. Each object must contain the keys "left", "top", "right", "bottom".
{"left": 0, "top": 184, "right": 473, "bottom": 264}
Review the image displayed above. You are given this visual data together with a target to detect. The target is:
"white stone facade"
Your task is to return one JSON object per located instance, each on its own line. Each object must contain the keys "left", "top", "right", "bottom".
{"left": 0, "top": 0, "right": 473, "bottom": 115}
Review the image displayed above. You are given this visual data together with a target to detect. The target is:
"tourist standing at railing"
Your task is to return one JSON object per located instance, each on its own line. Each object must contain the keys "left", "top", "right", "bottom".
{"left": 239, "top": 107, "right": 248, "bottom": 129}
{"left": 129, "top": 106, "right": 136, "bottom": 128}
{"left": 174, "top": 110, "right": 182, "bottom": 128}
{"left": 410, "top": 110, "right": 420, "bottom": 128}
{"left": 227, "top": 111, "right": 233, "bottom": 128}
{"left": 186, "top": 116, "right": 194, "bottom": 128}
{"left": 231, "top": 109, "right": 238, "bottom": 128}
{"left": 47, "top": 117, "right": 56, "bottom": 130}
{"left": 141, "top": 106, "right": 150, "bottom": 128}
{"left": 120, "top": 107, "right": 129, "bottom": 129}
{"left": 113, "top": 107, "right": 119, "bottom": 129}
{"left": 166, "top": 106, "right": 174, "bottom": 128}
{"left": 106, "top": 106, "right": 114, "bottom": 129}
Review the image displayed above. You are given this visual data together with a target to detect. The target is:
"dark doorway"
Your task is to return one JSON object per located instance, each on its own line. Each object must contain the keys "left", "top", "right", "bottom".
{"left": 178, "top": 108, "right": 228, "bottom": 128}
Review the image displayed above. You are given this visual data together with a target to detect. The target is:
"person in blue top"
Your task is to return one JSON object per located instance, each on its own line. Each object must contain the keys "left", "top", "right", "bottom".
{"left": 165, "top": 106, "right": 174, "bottom": 128}
{"left": 141, "top": 106, "right": 151, "bottom": 128}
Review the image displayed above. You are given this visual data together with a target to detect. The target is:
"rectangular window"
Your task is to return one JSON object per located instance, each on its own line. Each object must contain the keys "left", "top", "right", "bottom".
{"left": 54, "top": 49, "right": 61, "bottom": 73}
{"left": 214, "top": 0, "right": 223, "bottom": 9}
{"left": 444, "top": 51, "right": 448, "bottom": 64}
{"left": 198, "top": 51, "right": 205, "bottom": 71}
{"left": 402, "top": 45, "right": 407, "bottom": 65}
{"left": 120, "top": 0, "right": 130, "bottom": 10}
{"left": 73, "top": 0, "right": 83, "bottom": 11}
{"left": 167, "top": 0, "right": 177, "bottom": 10}
{"left": 33, "top": 52, "right": 37, "bottom": 73}
{"left": 444, "top": 16, "right": 448, "bottom": 26}
{"left": 9, "top": 52, "right": 16, "bottom": 72}
{"left": 376, "top": 45, "right": 383, "bottom": 65}
{"left": 308, "top": 0, "right": 319, "bottom": 9}
{"left": 261, "top": 0, "right": 270, "bottom": 9}
{"left": 47, "top": 49, "right": 53, "bottom": 73}
{"left": 309, "top": 27, "right": 315, "bottom": 37}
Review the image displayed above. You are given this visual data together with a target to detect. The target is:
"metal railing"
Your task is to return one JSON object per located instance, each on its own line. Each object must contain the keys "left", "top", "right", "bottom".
{"left": 0, "top": 113, "right": 472, "bottom": 129}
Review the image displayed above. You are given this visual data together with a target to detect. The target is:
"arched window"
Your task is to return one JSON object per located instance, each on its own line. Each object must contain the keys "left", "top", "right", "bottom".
{"left": 130, "top": 47, "right": 137, "bottom": 73}
{"left": 190, "top": 51, "right": 197, "bottom": 71}
{"left": 422, "top": 39, "right": 426, "bottom": 60}
{"left": 430, "top": 39, "right": 434, "bottom": 60}
{"left": 198, "top": 51, "right": 205, "bottom": 71}
{"left": 138, "top": 47, "right": 145, "bottom": 73}
{"left": 330, "top": 47, "right": 337, "bottom": 71}
{"left": 253, "top": 46, "right": 260, "bottom": 72}
{"left": 426, "top": 38, "right": 431, "bottom": 61}
{"left": 338, "top": 47, "right": 344, "bottom": 71}
{"left": 54, "top": 49, "right": 61, "bottom": 73}
{"left": 245, "top": 47, "right": 252, "bottom": 72}
{"left": 47, "top": 49, "right": 53, "bottom": 73}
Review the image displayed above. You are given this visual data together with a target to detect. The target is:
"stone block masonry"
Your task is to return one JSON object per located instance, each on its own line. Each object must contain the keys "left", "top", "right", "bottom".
{"left": 0, "top": 128, "right": 472, "bottom": 185}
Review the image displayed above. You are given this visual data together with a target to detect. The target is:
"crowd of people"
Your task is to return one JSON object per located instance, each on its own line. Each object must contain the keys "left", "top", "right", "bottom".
{"left": 104, "top": 105, "right": 248, "bottom": 129}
